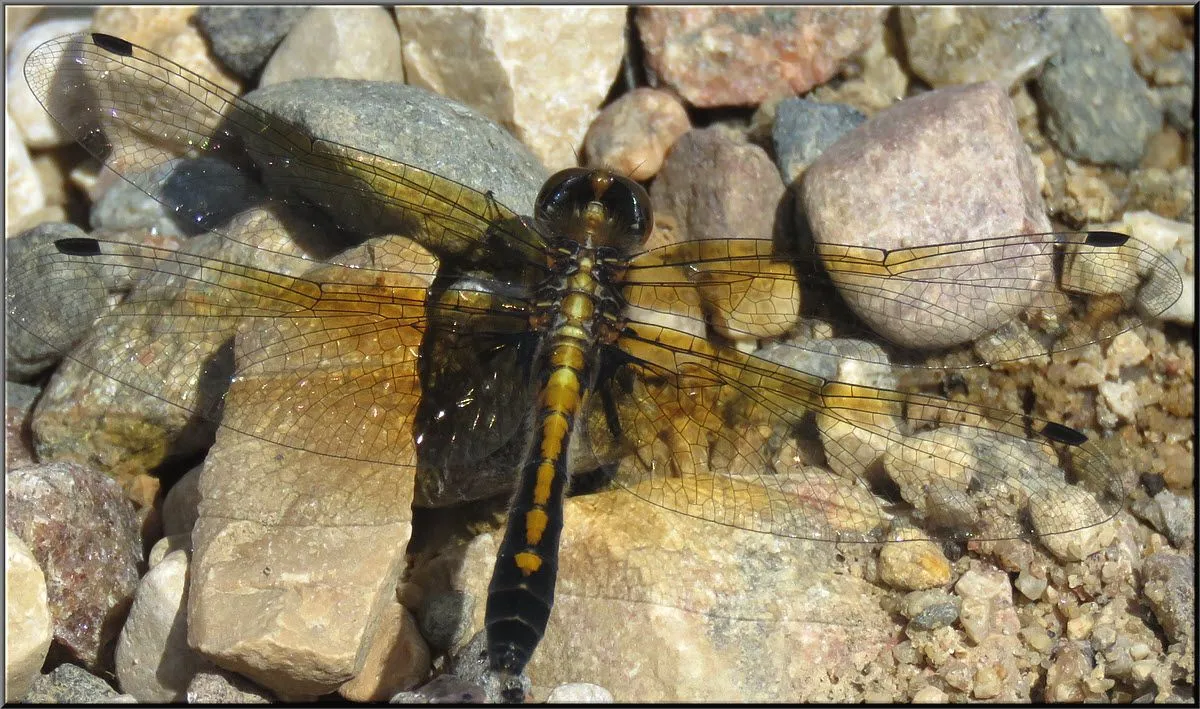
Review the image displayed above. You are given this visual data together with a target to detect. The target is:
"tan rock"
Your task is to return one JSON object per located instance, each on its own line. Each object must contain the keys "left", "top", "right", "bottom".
{"left": 338, "top": 600, "right": 430, "bottom": 701}
{"left": 584, "top": 88, "right": 690, "bottom": 181}
{"left": 395, "top": 6, "right": 627, "bottom": 170}
{"left": 5, "top": 529, "right": 51, "bottom": 703}
{"left": 6, "top": 15, "right": 94, "bottom": 149}
{"left": 260, "top": 7, "right": 403, "bottom": 86}
{"left": 5, "top": 113, "right": 45, "bottom": 236}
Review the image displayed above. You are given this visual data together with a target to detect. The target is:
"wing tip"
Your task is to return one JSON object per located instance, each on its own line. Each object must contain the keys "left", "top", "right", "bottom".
{"left": 1085, "top": 230, "right": 1129, "bottom": 248}
{"left": 1040, "top": 421, "right": 1088, "bottom": 446}
{"left": 91, "top": 33, "right": 134, "bottom": 57}
{"left": 55, "top": 237, "right": 102, "bottom": 256}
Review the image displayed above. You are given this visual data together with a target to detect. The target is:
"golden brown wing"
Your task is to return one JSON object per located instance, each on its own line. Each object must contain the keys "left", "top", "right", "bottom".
{"left": 23, "top": 32, "right": 547, "bottom": 265}
{"left": 624, "top": 231, "right": 1182, "bottom": 366}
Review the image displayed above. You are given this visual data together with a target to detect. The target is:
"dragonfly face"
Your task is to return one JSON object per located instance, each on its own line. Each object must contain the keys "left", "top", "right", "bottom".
{"left": 11, "top": 32, "right": 1183, "bottom": 698}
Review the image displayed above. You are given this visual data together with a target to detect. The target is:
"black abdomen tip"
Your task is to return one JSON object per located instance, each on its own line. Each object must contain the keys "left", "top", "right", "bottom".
{"left": 55, "top": 237, "right": 102, "bottom": 256}
{"left": 91, "top": 33, "right": 134, "bottom": 57}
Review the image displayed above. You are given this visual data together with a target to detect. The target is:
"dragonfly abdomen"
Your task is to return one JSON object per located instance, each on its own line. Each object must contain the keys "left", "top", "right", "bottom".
{"left": 485, "top": 269, "right": 609, "bottom": 677}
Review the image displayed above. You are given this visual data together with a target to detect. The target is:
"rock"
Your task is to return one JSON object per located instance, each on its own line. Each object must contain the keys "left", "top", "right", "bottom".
{"left": 546, "top": 682, "right": 615, "bottom": 703}
{"left": 90, "top": 6, "right": 241, "bottom": 100}
{"left": 801, "top": 82, "right": 1054, "bottom": 350}
{"left": 772, "top": 98, "right": 866, "bottom": 184}
{"left": 195, "top": 6, "right": 307, "bottom": 80}
{"left": 805, "top": 20, "right": 909, "bottom": 116}
{"left": 1152, "top": 490, "right": 1194, "bottom": 549}
{"left": 5, "top": 530, "right": 52, "bottom": 702}
{"left": 396, "top": 6, "right": 627, "bottom": 170}
{"left": 390, "top": 674, "right": 487, "bottom": 703}
{"left": 5, "top": 462, "right": 142, "bottom": 672}
{"left": 259, "top": 7, "right": 404, "bottom": 87}
{"left": 954, "top": 567, "right": 1018, "bottom": 645}
{"left": 244, "top": 79, "right": 547, "bottom": 226}
{"left": 186, "top": 668, "right": 274, "bottom": 703}
{"left": 162, "top": 464, "right": 202, "bottom": 537}
{"left": 1141, "top": 552, "right": 1194, "bottom": 649}
{"left": 649, "top": 128, "right": 797, "bottom": 342}
{"left": 187, "top": 240, "right": 429, "bottom": 699}
{"left": 899, "top": 589, "right": 961, "bottom": 632}
{"left": 418, "top": 487, "right": 896, "bottom": 701}
{"left": 419, "top": 590, "right": 474, "bottom": 652}
{"left": 1045, "top": 641, "right": 1105, "bottom": 702}
{"left": 900, "top": 7, "right": 1067, "bottom": 90}
{"left": 338, "top": 600, "right": 430, "bottom": 702}
{"left": 878, "top": 529, "right": 952, "bottom": 591}
{"left": 5, "top": 114, "right": 46, "bottom": 235}
{"left": 115, "top": 550, "right": 212, "bottom": 702}
{"left": 147, "top": 534, "right": 190, "bottom": 568}
{"left": 24, "top": 663, "right": 137, "bottom": 703}
{"left": 636, "top": 7, "right": 885, "bottom": 107}
{"left": 6, "top": 15, "right": 94, "bottom": 149}
{"left": 1035, "top": 8, "right": 1162, "bottom": 168}
{"left": 5, "top": 380, "right": 39, "bottom": 471}
{"left": 583, "top": 88, "right": 690, "bottom": 181}
{"left": 4, "top": 222, "right": 104, "bottom": 381}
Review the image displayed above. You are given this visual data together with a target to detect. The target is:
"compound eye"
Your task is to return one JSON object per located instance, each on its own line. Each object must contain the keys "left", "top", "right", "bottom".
{"left": 534, "top": 168, "right": 653, "bottom": 246}
{"left": 534, "top": 168, "right": 594, "bottom": 223}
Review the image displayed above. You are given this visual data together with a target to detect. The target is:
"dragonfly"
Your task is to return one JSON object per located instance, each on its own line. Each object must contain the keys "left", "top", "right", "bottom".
{"left": 11, "top": 33, "right": 1182, "bottom": 697}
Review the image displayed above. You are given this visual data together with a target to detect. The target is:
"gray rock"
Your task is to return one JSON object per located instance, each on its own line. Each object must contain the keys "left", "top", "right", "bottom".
{"left": 196, "top": 6, "right": 309, "bottom": 80}
{"left": 390, "top": 673, "right": 488, "bottom": 704}
{"left": 24, "top": 663, "right": 136, "bottom": 703}
{"left": 1153, "top": 489, "right": 1195, "bottom": 549}
{"left": 1141, "top": 552, "right": 1194, "bottom": 648}
{"left": 1035, "top": 8, "right": 1163, "bottom": 168}
{"left": 186, "top": 668, "right": 274, "bottom": 703}
{"left": 243, "top": 79, "right": 547, "bottom": 238}
{"left": 5, "top": 222, "right": 103, "bottom": 381}
{"left": 900, "top": 7, "right": 1067, "bottom": 90}
{"left": 900, "top": 589, "right": 962, "bottom": 631}
{"left": 419, "top": 590, "right": 474, "bottom": 651}
{"left": 772, "top": 98, "right": 866, "bottom": 183}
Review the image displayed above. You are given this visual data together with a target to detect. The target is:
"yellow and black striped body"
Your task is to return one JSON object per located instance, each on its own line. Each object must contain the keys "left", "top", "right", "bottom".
{"left": 485, "top": 168, "right": 652, "bottom": 679}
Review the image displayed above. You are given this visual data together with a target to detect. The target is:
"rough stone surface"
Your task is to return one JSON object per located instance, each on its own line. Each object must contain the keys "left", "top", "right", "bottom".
{"left": 5, "top": 380, "right": 40, "bottom": 471}
{"left": 162, "top": 464, "right": 203, "bottom": 537}
{"left": 24, "top": 663, "right": 136, "bottom": 703}
{"left": 772, "top": 98, "right": 866, "bottom": 183}
{"left": 584, "top": 88, "right": 690, "bottom": 181}
{"left": 1035, "top": 8, "right": 1163, "bottom": 168}
{"left": 900, "top": 7, "right": 1067, "bottom": 90}
{"left": 5, "top": 462, "right": 142, "bottom": 672}
{"left": 396, "top": 6, "right": 627, "bottom": 171}
{"left": 5, "top": 529, "right": 52, "bottom": 703}
{"left": 546, "top": 682, "right": 615, "bottom": 703}
{"left": 186, "top": 668, "right": 274, "bottom": 703}
{"left": 801, "top": 82, "right": 1054, "bottom": 350}
{"left": 195, "top": 6, "right": 308, "bottom": 80}
{"left": 417, "top": 488, "right": 895, "bottom": 702}
{"left": 115, "top": 550, "right": 212, "bottom": 702}
{"left": 637, "top": 7, "right": 885, "bottom": 107}
{"left": 1141, "top": 552, "right": 1195, "bottom": 649}
{"left": 338, "top": 599, "right": 430, "bottom": 701}
{"left": 260, "top": 7, "right": 404, "bottom": 87}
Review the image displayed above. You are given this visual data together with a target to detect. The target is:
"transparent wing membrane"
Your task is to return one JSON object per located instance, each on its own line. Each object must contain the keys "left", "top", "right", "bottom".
{"left": 11, "top": 32, "right": 1184, "bottom": 548}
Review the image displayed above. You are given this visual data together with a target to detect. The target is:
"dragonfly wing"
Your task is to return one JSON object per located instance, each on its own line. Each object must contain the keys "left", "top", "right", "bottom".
{"left": 595, "top": 316, "right": 1126, "bottom": 545}
{"left": 24, "top": 32, "right": 548, "bottom": 265}
{"left": 627, "top": 231, "right": 1182, "bottom": 366}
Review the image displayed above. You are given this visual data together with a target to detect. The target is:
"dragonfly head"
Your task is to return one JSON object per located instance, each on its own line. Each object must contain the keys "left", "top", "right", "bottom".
{"left": 534, "top": 167, "right": 653, "bottom": 253}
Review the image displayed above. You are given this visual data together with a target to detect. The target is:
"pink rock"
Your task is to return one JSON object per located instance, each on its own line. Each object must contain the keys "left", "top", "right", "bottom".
{"left": 636, "top": 7, "right": 886, "bottom": 107}
{"left": 801, "top": 82, "right": 1054, "bottom": 350}
{"left": 5, "top": 462, "right": 143, "bottom": 672}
